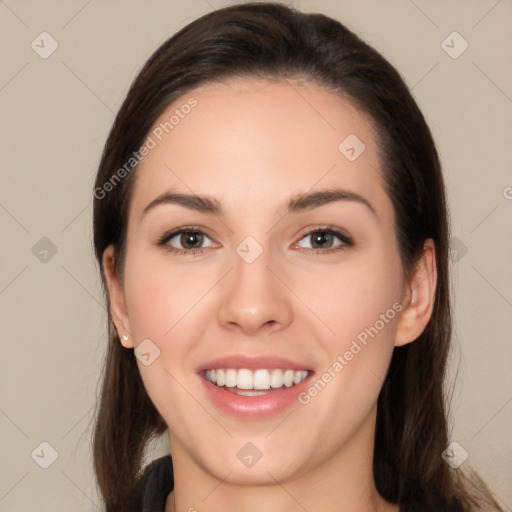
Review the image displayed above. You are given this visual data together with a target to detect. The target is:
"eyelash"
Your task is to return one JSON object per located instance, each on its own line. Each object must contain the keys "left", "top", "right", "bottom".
{"left": 157, "top": 225, "right": 354, "bottom": 257}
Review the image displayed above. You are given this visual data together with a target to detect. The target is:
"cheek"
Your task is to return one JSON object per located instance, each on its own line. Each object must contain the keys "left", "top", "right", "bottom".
{"left": 293, "top": 255, "right": 403, "bottom": 436}
{"left": 122, "top": 249, "right": 219, "bottom": 394}
{"left": 122, "top": 255, "right": 209, "bottom": 423}
{"left": 291, "top": 249, "right": 403, "bottom": 416}
{"left": 124, "top": 251, "right": 212, "bottom": 341}
{"left": 295, "top": 249, "right": 403, "bottom": 351}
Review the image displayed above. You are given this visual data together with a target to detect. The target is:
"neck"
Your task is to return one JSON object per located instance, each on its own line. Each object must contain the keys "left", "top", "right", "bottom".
{"left": 165, "top": 405, "right": 395, "bottom": 512}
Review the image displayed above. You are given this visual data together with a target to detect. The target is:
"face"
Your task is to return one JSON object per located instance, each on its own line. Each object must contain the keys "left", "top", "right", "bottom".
{"left": 105, "top": 77, "right": 423, "bottom": 485}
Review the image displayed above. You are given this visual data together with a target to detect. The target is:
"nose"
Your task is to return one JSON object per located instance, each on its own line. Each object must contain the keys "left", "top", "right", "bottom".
{"left": 216, "top": 245, "right": 293, "bottom": 336}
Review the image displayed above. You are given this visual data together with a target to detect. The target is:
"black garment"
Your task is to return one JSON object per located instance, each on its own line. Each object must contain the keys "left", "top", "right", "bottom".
{"left": 128, "top": 455, "right": 174, "bottom": 512}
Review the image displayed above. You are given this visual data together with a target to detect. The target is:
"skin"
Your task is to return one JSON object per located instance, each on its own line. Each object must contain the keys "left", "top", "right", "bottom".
{"left": 103, "top": 77, "right": 437, "bottom": 512}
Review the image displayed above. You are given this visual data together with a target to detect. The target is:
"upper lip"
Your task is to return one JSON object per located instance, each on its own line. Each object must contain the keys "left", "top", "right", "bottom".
{"left": 197, "top": 355, "right": 312, "bottom": 372}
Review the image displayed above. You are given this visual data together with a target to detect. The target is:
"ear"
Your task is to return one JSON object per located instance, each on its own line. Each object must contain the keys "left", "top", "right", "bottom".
{"left": 102, "top": 244, "right": 133, "bottom": 348}
{"left": 395, "top": 238, "right": 437, "bottom": 347}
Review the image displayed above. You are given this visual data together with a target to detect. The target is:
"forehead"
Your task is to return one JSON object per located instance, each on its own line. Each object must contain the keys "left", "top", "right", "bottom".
{"left": 128, "top": 77, "right": 389, "bottom": 223}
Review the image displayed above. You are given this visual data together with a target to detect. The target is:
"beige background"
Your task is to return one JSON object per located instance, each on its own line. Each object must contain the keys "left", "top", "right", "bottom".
{"left": 1, "top": 0, "right": 511, "bottom": 510}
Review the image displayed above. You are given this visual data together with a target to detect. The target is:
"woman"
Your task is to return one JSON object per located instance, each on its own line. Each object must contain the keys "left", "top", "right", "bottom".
{"left": 91, "top": 2, "right": 502, "bottom": 511}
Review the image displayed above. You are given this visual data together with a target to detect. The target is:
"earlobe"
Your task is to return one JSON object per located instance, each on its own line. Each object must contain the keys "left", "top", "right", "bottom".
{"left": 102, "top": 245, "right": 133, "bottom": 348}
{"left": 394, "top": 239, "right": 437, "bottom": 347}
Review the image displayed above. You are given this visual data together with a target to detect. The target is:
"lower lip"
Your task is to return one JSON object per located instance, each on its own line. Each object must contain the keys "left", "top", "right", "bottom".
{"left": 198, "top": 373, "right": 313, "bottom": 419}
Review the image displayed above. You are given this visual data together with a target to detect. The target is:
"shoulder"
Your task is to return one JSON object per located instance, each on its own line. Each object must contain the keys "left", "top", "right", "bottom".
{"left": 126, "top": 455, "right": 174, "bottom": 512}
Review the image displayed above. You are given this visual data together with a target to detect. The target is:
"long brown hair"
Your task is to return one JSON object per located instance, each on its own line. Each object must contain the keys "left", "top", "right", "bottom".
{"left": 91, "top": 3, "right": 502, "bottom": 510}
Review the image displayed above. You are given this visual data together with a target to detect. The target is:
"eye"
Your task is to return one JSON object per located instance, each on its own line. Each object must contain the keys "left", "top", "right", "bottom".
{"left": 293, "top": 226, "right": 353, "bottom": 254}
{"left": 157, "top": 227, "right": 216, "bottom": 255}
{"left": 157, "top": 225, "right": 353, "bottom": 257}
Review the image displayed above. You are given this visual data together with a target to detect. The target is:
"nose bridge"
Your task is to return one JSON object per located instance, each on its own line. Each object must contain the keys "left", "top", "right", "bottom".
{"left": 216, "top": 237, "right": 293, "bottom": 334}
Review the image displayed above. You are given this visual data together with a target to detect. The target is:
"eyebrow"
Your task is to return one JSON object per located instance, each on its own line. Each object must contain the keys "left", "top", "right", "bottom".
{"left": 141, "top": 188, "right": 377, "bottom": 219}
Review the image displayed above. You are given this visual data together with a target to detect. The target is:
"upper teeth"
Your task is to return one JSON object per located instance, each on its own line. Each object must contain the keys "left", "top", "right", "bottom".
{"left": 205, "top": 369, "right": 309, "bottom": 390}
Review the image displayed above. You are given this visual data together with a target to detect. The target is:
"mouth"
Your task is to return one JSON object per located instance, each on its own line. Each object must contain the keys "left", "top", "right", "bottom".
{"left": 197, "top": 355, "right": 313, "bottom": 418}
{"left": 202, "top": 368, "right": 310, "bottom": 396}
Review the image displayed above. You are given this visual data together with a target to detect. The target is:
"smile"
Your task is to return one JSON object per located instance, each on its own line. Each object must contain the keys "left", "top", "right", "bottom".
{"left": 204, "top": 368, "right": 309, "bottom": 395}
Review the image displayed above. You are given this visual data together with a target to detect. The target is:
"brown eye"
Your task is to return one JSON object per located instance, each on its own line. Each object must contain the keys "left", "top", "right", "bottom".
{"left": 310, "top": 230, "right": 337, "bottom": 249}
{"left": 158, "top": 228, "right": 215, "bottom": 254}
{"left": 295, "top": 228, "right": 353, "bottom": 253}
{"left": 179, "top": 231, "right": 204, "bottom": 249}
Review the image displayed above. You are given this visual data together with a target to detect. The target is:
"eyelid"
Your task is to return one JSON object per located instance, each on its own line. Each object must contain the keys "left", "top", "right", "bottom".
{"left": 291, "top": 225, "right": 354, "bottom": 252}
{"left": 157, "top": 225, "right": 218, "bottom": 249}
{"left": 158, "top": 224, "right": 354, "bottom": 255}
{"left": 293, "top": 224, "right": 353, "bottom": 243}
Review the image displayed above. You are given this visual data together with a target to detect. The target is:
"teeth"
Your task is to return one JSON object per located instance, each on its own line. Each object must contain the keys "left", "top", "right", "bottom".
{"left": 204, "top": 368, "right": 309, "bottom": 390}
{"left": 283, "top": 369, "right": 294, "bottom": 387}
{"left": 254, "top": 369, "right": 270, "bottom": 389}
{"left": 237, "top": 369, "right": 253, "bottom": 389}
{"left": 225, "top": 369, "right": 237, "bottom": 387}
{"left": 270, "top": 369, "right": 284, "bottom": 388}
